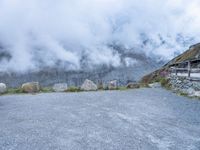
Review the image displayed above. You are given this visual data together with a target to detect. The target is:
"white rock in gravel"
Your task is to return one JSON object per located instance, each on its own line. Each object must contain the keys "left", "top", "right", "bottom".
{"left": 193, "top": 91, "right": 200, "bottom": 97}
{"left": 0, "top": 83, "right": 7, "bottom": 94}
{"left": 186, "top": 88, "right": 195, "bottom": 95}
{"left": 149, "top": 82, "right": 161, "bottom": 88}
{"left": 81, "top": 79, "right": 97, "bottom": 91}
{"left": 53, "top": 83, "right": 68, "bottom": 92}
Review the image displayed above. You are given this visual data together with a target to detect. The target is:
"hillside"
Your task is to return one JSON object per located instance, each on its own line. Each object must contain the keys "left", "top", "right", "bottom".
{"left": 165, "top": 43, "right": 200, "bottom": 66}
{"left": 141, "top": 43, "right": 200, "bottom": 84}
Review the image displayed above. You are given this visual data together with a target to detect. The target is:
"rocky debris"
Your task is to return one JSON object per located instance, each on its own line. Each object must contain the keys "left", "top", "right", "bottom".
{"left": 81, "top": 79, "right": 97, "bottom": 91}
{"left": 149, "top": 82, "right": 161, "bottom": 88}
{"left": 21, "top": 82, "right": 40, "bottom": 93}
{"left": 53, "top": 83, "right": 68, "bottom": 92}
{"left": 0, "top": 83, "right": 7, "bottom": 94}
{"left": 193, "top": 91, "right": 200, "bottom": 97}
{"left": 169, "top": 75, "right": 200, "bottom": 97}
{"left": 126, "top": 83, "right": 140, "bottom": 89}
{"left": 108, "top": 80, "right": 118, "bottom": 90}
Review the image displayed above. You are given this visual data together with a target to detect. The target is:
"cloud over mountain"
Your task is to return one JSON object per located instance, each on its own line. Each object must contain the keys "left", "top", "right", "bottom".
{"left": 0, "top": 0, "right": 200, "bottom": 72}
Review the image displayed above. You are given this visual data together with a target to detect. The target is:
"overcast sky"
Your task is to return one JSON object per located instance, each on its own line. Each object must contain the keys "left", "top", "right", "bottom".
{"left": 0, "top": 0, "right": 200, "bottom": 72}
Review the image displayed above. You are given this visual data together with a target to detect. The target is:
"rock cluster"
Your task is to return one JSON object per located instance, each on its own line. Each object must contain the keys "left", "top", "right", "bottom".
{"left": 0, "top": 78, "right": 143, "bottom": 95}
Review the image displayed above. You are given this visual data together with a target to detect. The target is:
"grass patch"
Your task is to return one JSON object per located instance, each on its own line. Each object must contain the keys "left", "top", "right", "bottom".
{"left": 40, "top": 87, "right": 53, "bottom": 93}
{"left": 160, "top": 78, "right": 169, "bottom": 86}
{"left": 7, "top": 88, "right": 24, "bottom": 94}
{"left": 179, "top": 92, "right": 188, "bottom": 97}
{"left": 66, "top": 86, "right": 82, "bottom": 92}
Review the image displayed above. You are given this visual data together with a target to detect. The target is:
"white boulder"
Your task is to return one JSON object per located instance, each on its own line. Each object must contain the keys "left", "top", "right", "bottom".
{"left": 0, "top": 83, "right": 7, "bottom": 94}
{"left": 81, "top": 79, "right": 97, "bottom": 91}
{"left": 53, "top": 83, "right": 68, "bottom": 92}
{"left": 193, "top": 91, "right": 200, "bottom": 97}
{"left": 149, "top": 82, "right": 161, "bottom": 88}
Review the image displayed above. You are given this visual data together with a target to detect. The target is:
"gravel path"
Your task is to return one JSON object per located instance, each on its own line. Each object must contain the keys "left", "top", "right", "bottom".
{"left": 0, "top": 88, "right": 200, "bottom": 150}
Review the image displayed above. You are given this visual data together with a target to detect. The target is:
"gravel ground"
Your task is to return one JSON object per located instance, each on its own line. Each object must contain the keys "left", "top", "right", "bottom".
{"left": 0, "top": 88, "right": 200, "bottom": 150}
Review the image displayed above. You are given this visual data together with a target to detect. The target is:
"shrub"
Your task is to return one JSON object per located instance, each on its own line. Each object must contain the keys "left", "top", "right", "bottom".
{"left": 160, "top": 78, "right": 171, "bottom": 89}
{"left": 7, "top": 88, "right": 24, "bottom": 94}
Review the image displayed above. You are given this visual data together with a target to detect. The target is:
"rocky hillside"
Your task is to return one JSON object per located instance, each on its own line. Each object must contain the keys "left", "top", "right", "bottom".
{"left": 141, "top": 43, "right": 200, "bottom": 84}
{"left": 165, "top": 43, "right": 200, "bottom": 66}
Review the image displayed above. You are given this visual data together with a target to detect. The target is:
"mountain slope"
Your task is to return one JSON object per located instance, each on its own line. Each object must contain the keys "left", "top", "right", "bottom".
{"left": 165, "top": 43, "right": 200, "bottom": 66}
{"left": 141, "top": 43, "right": 200, "bottom": 84}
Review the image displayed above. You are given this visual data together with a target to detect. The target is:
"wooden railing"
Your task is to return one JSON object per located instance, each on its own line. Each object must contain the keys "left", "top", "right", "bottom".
{"left": 169, "top": 59, "right": 200, "bottom": 79}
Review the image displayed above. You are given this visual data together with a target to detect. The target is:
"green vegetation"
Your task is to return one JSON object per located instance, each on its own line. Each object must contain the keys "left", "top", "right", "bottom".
{"left": 7, "top": 88, "right": 24, "bottom": 94}
{"left": 179, "top": 92, "right": 188, "bottom": 97}
{"left": 40, "top": 87, "right": 53, "bottom": 93}
{"left": 66, "top": 86, "right": 82, "bottom": 92}
{"left": 160, "top": 78, "right": 169, "bottom": 87}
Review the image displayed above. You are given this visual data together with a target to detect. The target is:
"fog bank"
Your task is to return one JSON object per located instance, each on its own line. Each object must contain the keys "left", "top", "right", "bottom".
{"left": 0, "top": 0, "right": 200, "bottom": 72}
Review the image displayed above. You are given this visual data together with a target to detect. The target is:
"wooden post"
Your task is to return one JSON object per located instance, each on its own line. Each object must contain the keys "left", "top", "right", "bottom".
{"left": 175, "top": 64, "right": 178, "bottom": 75}
{"left": 188, "top": 61, "right": 191, "bottom": 77}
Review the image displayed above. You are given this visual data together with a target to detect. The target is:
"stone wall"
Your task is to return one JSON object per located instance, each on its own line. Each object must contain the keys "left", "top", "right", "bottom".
{"left": 169, "top": 75, "right": 200, "bottom": 97}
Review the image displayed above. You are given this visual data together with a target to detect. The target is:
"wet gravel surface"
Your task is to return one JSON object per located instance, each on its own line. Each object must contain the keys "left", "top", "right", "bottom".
{"left": 0, "top": 88, "right": 200, "bottom": 150}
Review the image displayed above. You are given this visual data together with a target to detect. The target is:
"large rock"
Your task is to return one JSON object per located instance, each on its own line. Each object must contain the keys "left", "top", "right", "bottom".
{"left": 0, "top": 83, "right": 7, "bottom": 94}
{"left": 81, "top": 79, "right": 97, "bottom": 91}
{"left": 193, "top": 91, "right": 200, "bottom": 97}
{"left": 126, "top": 83, "right": 140, "bottom": 89}
{"left": 53, "top": 83, "right": 68, "bottom": 92}
{"left": 21, "top": 82, "right": 40, "bottom": 93}
{"left": 108, "top": 80, "right": 118, "bottom": 90}
{"left": 186, "top": 88, "right": 195, "bottom": 96}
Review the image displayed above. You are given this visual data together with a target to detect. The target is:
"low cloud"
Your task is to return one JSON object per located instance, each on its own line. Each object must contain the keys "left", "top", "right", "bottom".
{"left": 0, "top": 0, "right": 200, "bottom": 72}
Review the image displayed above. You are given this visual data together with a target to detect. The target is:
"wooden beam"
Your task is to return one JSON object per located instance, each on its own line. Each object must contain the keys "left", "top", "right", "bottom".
{"left": 188, "top": 61, "right": 191, "bottom": 77}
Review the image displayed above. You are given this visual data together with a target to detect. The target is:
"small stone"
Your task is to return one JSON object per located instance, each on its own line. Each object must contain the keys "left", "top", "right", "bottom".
{"left": 186, "top": 88, "right": 195, "bottom": 95}
{"left": 126, "top": 83, "right": 140, "bottom": 89}
{"left": 108, "top": 80, "right": 118, "bottom": 90}
{"left": 149, "top": 82, "right": 161, "bottom": 88}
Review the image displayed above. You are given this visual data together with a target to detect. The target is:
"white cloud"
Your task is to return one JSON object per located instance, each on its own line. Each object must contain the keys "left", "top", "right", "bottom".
{"left": 0, "top": 0, "right": 200, "bottom": 72}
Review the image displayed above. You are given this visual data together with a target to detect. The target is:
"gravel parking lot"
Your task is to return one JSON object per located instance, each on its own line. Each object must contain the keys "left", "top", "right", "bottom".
{"left": 0, "top": 88, "right": 200, "bottom": 150}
